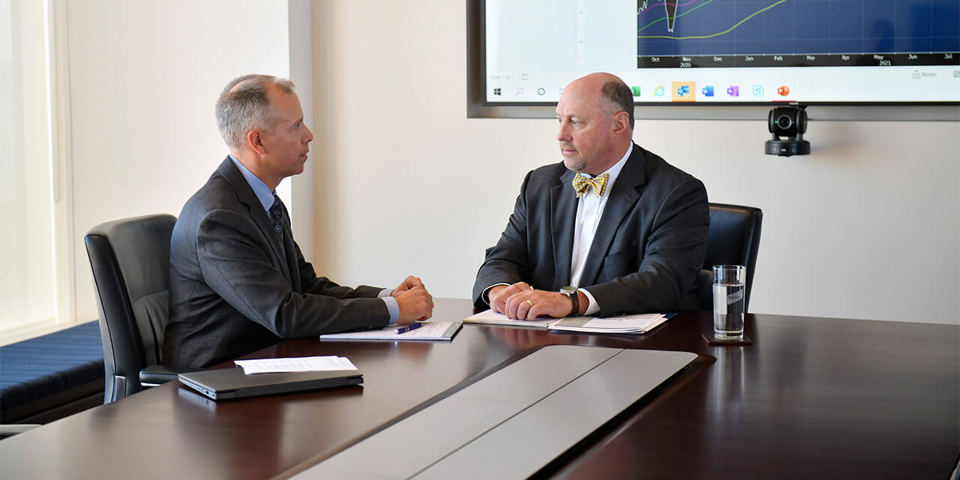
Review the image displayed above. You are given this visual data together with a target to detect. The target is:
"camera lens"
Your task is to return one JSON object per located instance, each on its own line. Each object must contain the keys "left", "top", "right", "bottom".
{"left": 775, "top": 114, "right": 793, "bottom": 130}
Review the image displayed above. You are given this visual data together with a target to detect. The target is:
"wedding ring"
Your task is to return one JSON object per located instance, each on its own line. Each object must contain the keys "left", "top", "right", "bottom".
{"left": 525, "top": 300, "right": 534, "bottom": 307}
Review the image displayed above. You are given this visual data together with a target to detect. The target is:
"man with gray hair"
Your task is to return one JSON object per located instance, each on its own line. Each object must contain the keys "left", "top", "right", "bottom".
{"left": 164, "top": 74, "right": 433, "bottom": 369}
{"left": 473, "top": 72, "right": 709, "bottom": 320}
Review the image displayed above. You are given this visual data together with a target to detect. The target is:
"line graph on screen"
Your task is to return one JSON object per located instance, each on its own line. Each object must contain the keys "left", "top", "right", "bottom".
{"left": 636, "top": 0, "right": 960, "bottom": 66}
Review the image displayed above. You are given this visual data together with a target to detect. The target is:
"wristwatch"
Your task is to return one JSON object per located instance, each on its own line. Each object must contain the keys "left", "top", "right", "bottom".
{"left": 560, "top": 286, "right": 579, "bottom": 316}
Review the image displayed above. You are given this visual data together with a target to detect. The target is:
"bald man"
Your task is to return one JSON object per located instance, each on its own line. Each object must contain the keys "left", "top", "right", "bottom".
{"left": 473, "top": 73, "right": 709, "bottom": 320}
{"left": 165, "top": 74, "right": 433, "bottom": 369}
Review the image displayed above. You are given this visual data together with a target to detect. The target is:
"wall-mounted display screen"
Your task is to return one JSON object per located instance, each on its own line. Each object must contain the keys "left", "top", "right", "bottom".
{"left": 483, "top": 0, "right": 959, "bottom": 105}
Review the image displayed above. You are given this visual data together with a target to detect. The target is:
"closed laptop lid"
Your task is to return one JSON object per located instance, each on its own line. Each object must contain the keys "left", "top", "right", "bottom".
{"left": 178, "top": 367, "right": 363, "bottom": 401}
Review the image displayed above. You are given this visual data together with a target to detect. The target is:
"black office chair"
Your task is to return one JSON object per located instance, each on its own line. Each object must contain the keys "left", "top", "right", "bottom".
{"left": 695, "top": 203, "right": 763, "bottom": 312}
{"left": 85, "top": 214, "right": 180, "bottom": 403}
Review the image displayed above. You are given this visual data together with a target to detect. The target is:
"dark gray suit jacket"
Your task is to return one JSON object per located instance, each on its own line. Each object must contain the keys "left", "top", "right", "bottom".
{"left": 164, "top": 157, "right": 389, "bottom": 369}
{"left": 472, "top": 144, "right": 709, "bottom": 315}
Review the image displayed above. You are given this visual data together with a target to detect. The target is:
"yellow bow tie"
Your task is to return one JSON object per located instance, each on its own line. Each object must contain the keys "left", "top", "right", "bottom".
{"left": 572, "top": 173, "right": 609, "bottom": 198}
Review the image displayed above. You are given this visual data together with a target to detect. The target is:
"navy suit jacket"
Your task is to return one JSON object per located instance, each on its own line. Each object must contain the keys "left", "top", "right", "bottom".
{"left": 472, "top": 144, "right": 709, "bottom": 315}
{"left": 164, "top": 157, "right": 388, "bottom": 369}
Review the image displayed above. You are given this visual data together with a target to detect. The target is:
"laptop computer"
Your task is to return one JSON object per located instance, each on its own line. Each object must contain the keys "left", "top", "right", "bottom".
{"left": 178, "top": 367, "right": 363, "bottom": 401}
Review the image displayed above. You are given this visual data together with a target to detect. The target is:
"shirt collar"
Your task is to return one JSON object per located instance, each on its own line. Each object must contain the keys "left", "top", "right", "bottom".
{"left": 230, "top": 155, "right": 275, "bottom": 214}
{"left": 580, "top": 143, "right": 632, "bottom": 193}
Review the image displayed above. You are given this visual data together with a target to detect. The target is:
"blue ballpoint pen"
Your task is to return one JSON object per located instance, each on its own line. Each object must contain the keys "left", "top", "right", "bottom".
{"left": 395, "top": 323, "right": 422, "bottom": 335}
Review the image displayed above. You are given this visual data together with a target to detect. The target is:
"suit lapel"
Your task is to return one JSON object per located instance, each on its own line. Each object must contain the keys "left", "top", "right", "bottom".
{"left": 217, "top": 157, "right": 292, "bottom": 280}
{"left": 551, "top": 169, "right": 578, "bottom": 289}
{"left": 278, "top": 202, "right": 300, "bottom": 289}
{"left": 580, "top": 145, "right": 646, "bottom": 286}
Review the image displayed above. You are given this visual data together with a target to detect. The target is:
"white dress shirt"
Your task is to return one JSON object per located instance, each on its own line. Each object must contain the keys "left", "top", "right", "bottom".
{"left": 571, "top": 144, "right": 633, "bottom": 315}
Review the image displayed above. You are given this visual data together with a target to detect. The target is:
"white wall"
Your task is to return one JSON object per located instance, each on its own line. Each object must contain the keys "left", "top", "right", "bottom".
{"left": 0, "top": 0, "right": 56, "bottom": 330}
{"left": 311, "top": 0, "right": 960, "bottom": 324}
{"left": 65, "top": 0, "right": 304, "bottom": 321}
{"left": 288, "top": 0, "right": 315, "bottom": 261}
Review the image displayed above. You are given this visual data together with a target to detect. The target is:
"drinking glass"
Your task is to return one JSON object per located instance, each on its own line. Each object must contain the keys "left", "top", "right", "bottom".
{"left": 713, "top": 265, "right": 746, "bottom": 338}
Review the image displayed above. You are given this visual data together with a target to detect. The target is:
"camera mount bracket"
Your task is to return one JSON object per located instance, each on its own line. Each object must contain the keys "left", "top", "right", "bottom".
{"left": 765, "top": 105, "right": 811, "bottom": 157}
{"left": 765, "top": 138, "right": 811, "bottom": 156}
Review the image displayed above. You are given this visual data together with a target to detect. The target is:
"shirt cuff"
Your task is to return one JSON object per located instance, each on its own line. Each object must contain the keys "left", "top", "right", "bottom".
{"left": 378, "top": 287, "right": 397, "bottom": 325}
{"left": 380, "top": 296, "right": 399, "bottom": 325}
{"left": 580, "top": 288, "right": 600, "bottom": 315}
{"left": 481, "top": 283, "right": 510, "bottom": 305}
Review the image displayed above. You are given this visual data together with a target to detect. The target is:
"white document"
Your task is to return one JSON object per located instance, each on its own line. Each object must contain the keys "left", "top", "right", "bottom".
{"left": 548, "top": 313, "right": 670, "bottom": 334}
{"left": 319, "top": 321, "right": 462, "bottom": 342}
{"left": 464, "top": 309, "right": 555, "bottom": 329}
{"left": 584, "top": 314, "right": 666, "bottom": 330}
{"left": 234, "top": 355, "right": 357, "bottom": 375}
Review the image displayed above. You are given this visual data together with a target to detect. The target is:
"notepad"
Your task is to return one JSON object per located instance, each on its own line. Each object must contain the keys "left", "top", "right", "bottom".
{"left": 547, "top": 313, "right": 672, "bottom": 334}
{"left": 319, "top": 321, "right": 462, "bottom": 342}
{"left": 464, "top": 309, "right": 555, "bottom": 329}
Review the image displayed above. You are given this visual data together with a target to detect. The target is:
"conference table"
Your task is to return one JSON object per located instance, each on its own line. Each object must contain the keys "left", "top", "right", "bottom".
{"left": 1, "top": 299, "right": 957, "bottom": 479}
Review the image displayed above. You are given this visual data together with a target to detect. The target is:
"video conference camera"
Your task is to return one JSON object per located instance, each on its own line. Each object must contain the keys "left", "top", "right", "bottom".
{"left": 765, "top": 105, "right": 810, "bottom": 157}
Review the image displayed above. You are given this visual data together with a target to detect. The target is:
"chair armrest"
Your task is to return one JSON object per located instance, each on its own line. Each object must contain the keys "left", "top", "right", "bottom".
{"left": 139, "top": 365, "right": 181, "bottom": 386}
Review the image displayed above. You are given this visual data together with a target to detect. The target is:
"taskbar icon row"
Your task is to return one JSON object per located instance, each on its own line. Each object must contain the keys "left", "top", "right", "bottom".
{"left": 631, "top": 82, "right": 792, "bottom": 101}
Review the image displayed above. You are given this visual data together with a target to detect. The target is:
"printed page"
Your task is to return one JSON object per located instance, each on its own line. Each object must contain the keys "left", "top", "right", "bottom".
{"left": 584, "top": 313, "right": 666, "bottom": 330}
{"left": 464, "top": 309, "right": 555, "bottom": 329}
{"left": 319, "top": 321, "right": 461, "bottom": 341}
{"left": 234, "top": 356, "right": 357, "bottom": 374}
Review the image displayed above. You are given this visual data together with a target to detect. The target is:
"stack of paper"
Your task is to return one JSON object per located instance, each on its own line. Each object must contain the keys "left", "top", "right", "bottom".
{"left": 464, "top": 309, "right": 555, "bottom": 329}
{"left": 319, "top": 321, "right": 462, "bottom": 342}
{"left": 547, "top": 313, "right": 672, "bottom": 334}
{"left": 234, "top": 356, "right": 357, "bottom": 374}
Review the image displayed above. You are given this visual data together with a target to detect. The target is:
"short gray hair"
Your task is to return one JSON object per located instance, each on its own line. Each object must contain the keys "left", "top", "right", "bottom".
{"left": 601, "top": 79, "right": 635, "bottom": 130}
{"left": 215, "top": 74, "right": 295, "bottom": 150}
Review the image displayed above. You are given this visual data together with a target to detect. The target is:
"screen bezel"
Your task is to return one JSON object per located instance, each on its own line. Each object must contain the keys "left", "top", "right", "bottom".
{"left": 466, "top": 0, "right": 960, "bottom": 121}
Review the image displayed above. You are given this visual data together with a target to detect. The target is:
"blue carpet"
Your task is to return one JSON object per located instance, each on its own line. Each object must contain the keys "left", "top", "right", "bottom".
{"left": 0, "top": 321, "right": 104, "bottom": 411}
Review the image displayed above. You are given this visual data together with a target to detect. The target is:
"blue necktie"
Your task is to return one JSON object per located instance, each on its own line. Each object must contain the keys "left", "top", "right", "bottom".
{"left": 269, "top": 195, "right": 284, "bottom": 243}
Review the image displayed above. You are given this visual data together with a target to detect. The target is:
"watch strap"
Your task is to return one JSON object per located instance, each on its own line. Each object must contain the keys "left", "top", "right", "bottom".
{"left": 561, "top": 286, "right": 579, "bottom": 316}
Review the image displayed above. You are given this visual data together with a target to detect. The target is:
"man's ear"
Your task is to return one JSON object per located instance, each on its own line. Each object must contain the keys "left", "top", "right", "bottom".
{"left": 612, "top": 111, "right": 630, "bottom": 135}
{"left": 246, "top": 129, "right": 267, "bottom": 155}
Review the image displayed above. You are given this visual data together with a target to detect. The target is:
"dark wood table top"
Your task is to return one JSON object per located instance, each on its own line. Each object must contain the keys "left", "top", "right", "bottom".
{"left": 1, "top": 298, "right": 957, "bottom": 479}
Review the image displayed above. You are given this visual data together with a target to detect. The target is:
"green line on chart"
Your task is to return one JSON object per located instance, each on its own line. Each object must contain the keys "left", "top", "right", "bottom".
{"left": 638, "top": 0, "right": 717, "bottom": 33}
{"left": 638, "top": 0, "right": 788, "bottom": 40}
